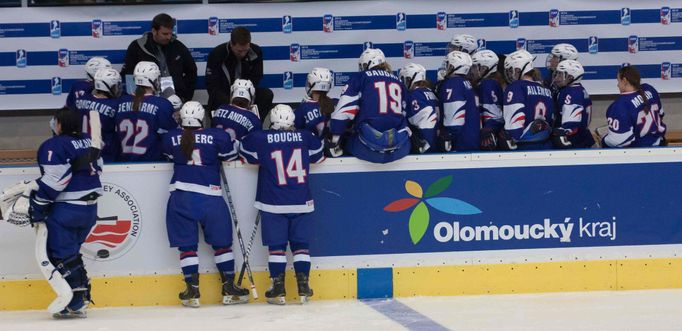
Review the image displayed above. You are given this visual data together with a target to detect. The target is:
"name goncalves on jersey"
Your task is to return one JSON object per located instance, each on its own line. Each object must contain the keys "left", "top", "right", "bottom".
{"left": 81, "top": 182, "right": 142, "bottom": 261}
{"left": 434, "top": 217, "right": 616, "bottom": 243}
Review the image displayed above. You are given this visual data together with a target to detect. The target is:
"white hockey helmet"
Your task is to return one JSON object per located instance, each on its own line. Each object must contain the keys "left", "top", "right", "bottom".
{"left": 133, "top": 61, "right": 161, "bottom": 90}
{"left": 85, "top": 57, "right": 112, "bottom": 81}
{"left": 398, "top": 63, "right": 427, "bottom": 90}
{"left": 504, "top": 49, "right": 535, "bottom": 82}
{"left": 230, "top": 79, "right": 256, "bottom": 105}
{"left": 445, "top": 51, "right": 473, "bottom": 77}
{"left": 469, "top": 50, "right": 499, "bottom": 81}
{"left": 305, "top": 67, "right": 333, "bottom": 97}
{"left": 553, "top": 59, "right": 585, "bottom": 87}
{"left": 448, "top": 34, "right": 478, "bottom": 55}
{"left": 545, "top": 43, "right": 579, "bottom": 70}
{"left": 93, "top": 68, "right": 122, "bottom": 98}
{"left": 179, "top": 101, "right": 205, "bottom": 128}
{"left": 269, "top": 104, "right": 295, "bottom": 130}
{"left": 358, "top": 48, "right": 386, "bottom": 71}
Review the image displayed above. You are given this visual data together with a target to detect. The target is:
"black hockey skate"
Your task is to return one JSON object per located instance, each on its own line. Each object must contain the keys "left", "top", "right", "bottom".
{"left": 296, "top": 273, "right": 314, "bottom": 304}
{"left": 52, "top": 290, "right": 88, "bottom": 319}
{"left": 220, "top": 271, "right": 249, "bottom": 305}
{"left": 265, "top": 273, "right": 286, "bottom": 305}
{"left": 179, "top": 273, "right": 200, "bottom": 308}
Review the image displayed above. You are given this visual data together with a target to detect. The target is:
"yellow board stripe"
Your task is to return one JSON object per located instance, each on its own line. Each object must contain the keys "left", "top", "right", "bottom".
{"left": 0, "top": 269, "right": 357, "bottom": 311}
{"left": 3, "top": 258, "right": 682, "bottom": 310}
{"left": 393, "top": 258, "right": 682, "bottom": 297}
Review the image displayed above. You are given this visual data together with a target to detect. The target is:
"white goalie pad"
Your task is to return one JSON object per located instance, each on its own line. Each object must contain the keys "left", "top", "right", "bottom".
{"left": 1, "top": 180, "right": 37, "bottom": 226}
{"left": 35, "top": 222, "right": 73, "bottom": 314}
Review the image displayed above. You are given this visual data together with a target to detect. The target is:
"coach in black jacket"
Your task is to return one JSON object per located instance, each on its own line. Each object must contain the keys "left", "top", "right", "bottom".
{"left": 205, "top": 27, "right": 273, "bottom": 119}
{"left": 121, "top": 13, "right": 197, "bottom": 104}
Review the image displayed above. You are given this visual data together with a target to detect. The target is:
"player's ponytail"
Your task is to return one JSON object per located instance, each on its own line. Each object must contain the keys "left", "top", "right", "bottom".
{"left": 133, "top": 86, "right": 146, "bottom": 112}
{"left": 618, "top": 66, "right": 650, "bottom": 114}
{"left": 315, "top": 91, "right": 335, "bottom": 117}
{"left": 180, "top": 127, "right": 197, "bottom": 160}
{"left": 374, "top": 62, "right": 392, "bottom": 73}
{"left": 231, "top": 97, "right": 250, "bottom": 109}
{"left": 54, "top": 107, "right": 82, "bottom": 138}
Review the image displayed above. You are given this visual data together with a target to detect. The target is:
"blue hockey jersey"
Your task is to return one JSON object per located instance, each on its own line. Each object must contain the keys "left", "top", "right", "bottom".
{"left": 34, "top": 134, "right": 102, "bottom": 204}
{"left": 603, "top": 91, "right": 664, "bottom": 148}
{"left": 642, "top": 83, "right": 666, "bottom": 137}
{"left": 294, "top": 97, "right": 336, "bottom": 137}
{"left": 503, "top": 80, "right": 555, "bottom": 149}
{"left": 65, "top": 80, "right": 94, "bottom": 110}
{"left": 330, "top": 70, "right": 409, "bottom": 136}
{"left": 555, "top": 84, "right": 595, "bottom": 148}
{"left": 162, "top": 128, "right": 236, "bottom": 196}
{"left": 211, "top": 104, "right": 262, "bottom": 144}
{"left": 406, "top": 87, "right": 438, "bottom": 149}
{"left": 70, "top": 93, "right": 119, "bottom": 161}
{"left": 477, "top": 78, "right": 504, "bottom": 131}
{"left": 438, "top": 76, "right": 480, "bottom": 151}
{"left": 239, "top": 129, "right": 324, "bottom": 214}
{"left": 116, "top": 94, "right": 177, "bottom": 162}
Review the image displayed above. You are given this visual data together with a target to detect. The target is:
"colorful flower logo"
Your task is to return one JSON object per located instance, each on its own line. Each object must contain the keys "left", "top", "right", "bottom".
{"left": 384, "top": 176, "right": 482, "bottom": 244}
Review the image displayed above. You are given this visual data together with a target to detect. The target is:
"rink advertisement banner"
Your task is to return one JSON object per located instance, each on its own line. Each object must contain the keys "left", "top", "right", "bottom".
{"left": 308, "top": 161, "right": 682, "bottom": 257}
{"left": 1, "top": 149, "right": 682, "bottom": 278}
{"left": 1, "top": 0, "right": 682, "bottom": 110}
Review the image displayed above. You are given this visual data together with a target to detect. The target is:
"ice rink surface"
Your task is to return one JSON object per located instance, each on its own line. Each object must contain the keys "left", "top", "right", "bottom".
{"left": 2, "top": 289, "right": 682, "bottom": 331}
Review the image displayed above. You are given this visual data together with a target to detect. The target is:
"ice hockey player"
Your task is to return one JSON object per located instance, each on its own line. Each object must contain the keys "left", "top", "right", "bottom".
{"left": 66, "top": 57, "right": 112, "bottom": 110}
{"left": 438, "top": 51, "right": 480, "bottom": 151}
{"left": 162, "top": 101, "right": 249, "bottom": 307}
{"left": 116, "top": 61, "right": 177, "bottom": 161}
{"left": 500, "top": 49, "right": 555, "bottom": 150}
{"left": 551, "top": 60, "right": 595, "bottom": 148}
{"left": 295, "top": 67, "right": 336, "bottom": 137}
{"left": 469, "top": 50, "right": 505, "bottom": 150}
{"left": 328, "top": 48, "right": 410, "bottom": 163}
{"left": 398, "top": 63, "right": 438, "bottom": 153}
{"left": 211, "top": 79, "right": 262, "bottom": 149}
{"left": 239, "top": 105, "right": 325, "bottom": 305}
{"left": 31, "top": 107, "right": 103, "bottom": 318}
{"left": 70, "top": 68, "right": 122, "bottom": 162}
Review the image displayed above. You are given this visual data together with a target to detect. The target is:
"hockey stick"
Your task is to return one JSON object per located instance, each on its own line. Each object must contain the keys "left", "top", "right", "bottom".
{"left": 35, "top": 222, "right": 74, "bottom": 313}
{"left": 219, "top": 164, "right": 258, "bottom": 299}
{"left": 236, "top": 211, "right": 261, "bottom": 288}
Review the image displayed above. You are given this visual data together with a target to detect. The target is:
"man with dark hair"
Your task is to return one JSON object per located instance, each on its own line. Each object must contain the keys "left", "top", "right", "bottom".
{"left": 121, "top": 13, "right": 197, "bottom": 109}
{"left": 206, "top": 27, "right": 273, "bottom": 120}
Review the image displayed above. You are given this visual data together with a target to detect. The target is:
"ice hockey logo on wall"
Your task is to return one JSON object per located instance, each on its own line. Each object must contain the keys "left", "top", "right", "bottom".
{"left": 323, "top": 14, "right": 333, "bottom": 33}
{"left": 363, "top": 41, "right": 373, "bottom": 50}
{"left": 50, "top": 20, "right": 61, "bottom": 39}
{"left": 661, "top": 62, "right": 671, "bottom": 80}
{"left": 208, "top": 17, "right": 219, "bottom": 35}
{"left": 628, "top": 35, "right": 638, "bottom": 54}
{"left": 290, "top": 43, "right": 300, "bottom": 62}
{"left": 92, "top": 19, "right": 102, "bottom": 38}
{"left": 51, "top": 77, "right": 62, "bottom": 95}
{"left": 661, "top": 7, "right": 671, "bottom": 25}
{"left": 436, "top": 12, "right": 447, "bottom": 30}
{"left": 516, "top": 38, "right": 527, "bottom": 51}
{"left": 621, "top": 7, "right": 631, "bottom": 25}
{"left": 81, "top": 182, "right": 142, "bottom": 261}
{"left": 58, "top": 48, "right": 69, "bottom": 67}
{"left": 396, "top": 12, "right": 406, "bottom": 31}
{"left": 282, "top": 15, "right": 292, "bottom": 33}
{"left": 549, "top": 9, "right": 559, "bottom": 27}
{"left": 283, "top": 71, "right": 294, "bottom": 89}
{"left": 403, "top": 40, "right": 414, "bottom": 59}
{"left": 509, "top": 10, "right": 519, "bottom": 28}
{"left": 15, "top": 49, "right": 26, "bottom": 68}
{"left": 383, "top": 176, "right": 481, "bottom": 244}
{"left": 588, "top": 36, "right": 599, "bottom": 54}
{"left": 477, "top": 39, "right": 486, "bottom": 51}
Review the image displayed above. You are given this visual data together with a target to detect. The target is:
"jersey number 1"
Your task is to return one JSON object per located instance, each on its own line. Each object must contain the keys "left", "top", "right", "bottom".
{"left": 270, "top": 149, "right": 306, "bottom": 185}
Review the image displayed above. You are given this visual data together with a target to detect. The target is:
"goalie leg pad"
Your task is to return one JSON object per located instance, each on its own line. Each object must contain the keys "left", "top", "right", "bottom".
{"left": 35, "top": 223, "right": 73, "bottom": 314}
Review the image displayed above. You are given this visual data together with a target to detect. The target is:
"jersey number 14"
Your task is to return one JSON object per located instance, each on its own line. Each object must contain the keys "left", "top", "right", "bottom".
{"left": 271, "top": 148, "right": 306, "bottom": 185}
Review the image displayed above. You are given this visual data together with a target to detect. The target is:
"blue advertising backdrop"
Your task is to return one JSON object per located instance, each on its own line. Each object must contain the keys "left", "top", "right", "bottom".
{"left": 308, "top": 162, "right": 682, "bottom": 256}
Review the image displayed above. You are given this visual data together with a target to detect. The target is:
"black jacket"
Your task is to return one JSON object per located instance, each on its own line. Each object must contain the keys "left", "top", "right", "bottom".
{"left": 121, "top": 32, "right": 197, "bottom": 102}
{"left": 205, "top": 42, "right": 264, "bottom": 111}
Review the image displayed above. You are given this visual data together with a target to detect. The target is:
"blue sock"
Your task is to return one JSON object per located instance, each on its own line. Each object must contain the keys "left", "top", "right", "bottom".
{"left": 291, "top": 242, "right": 311, "bottom": 276}
{"left": 268, "top": 244, "right": 287, "bottom": 278}
{"left": 213, "top": 246, "right": 235, "bottom": 273}
{"left": 179, "top": 246, "right": 199, "bottom": 280}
